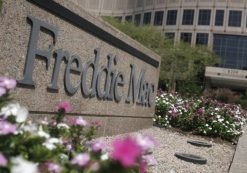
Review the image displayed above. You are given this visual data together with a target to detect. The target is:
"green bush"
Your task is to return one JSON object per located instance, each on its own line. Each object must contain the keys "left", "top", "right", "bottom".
{"left": 154, "top": 91, "right": 247, "bottom": 141}
{"left": 103, "top": 17, "right": 219, "bottom": 93}
{"left": 236, "top": 99, "right": 247, "bottom": 109}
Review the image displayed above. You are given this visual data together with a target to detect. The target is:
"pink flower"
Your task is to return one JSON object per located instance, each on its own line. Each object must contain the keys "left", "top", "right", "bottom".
{"left": 69, "top": 117, "right": 87, "bottom": 126}
{"left": 0, "top": 87, "right": 6, "bottom": 97}
{"left": 89, "top": 162, "right": 100, "bottom": 171}
{"left": 171, "top": 108, "right": 178, "bottom": 117}
{"left": 71, "top": 153, "right": 90, "bottom": 167}
{"left": 0, "top": 121, "right": 16, "bottom": 135}
{"left": 0, "top": 77, "right": 16, "bottom": 90}
{"left": 136, "top": 134, "right": 156, "bottom": 152}
{"left": 55, "top": 101, "right": 71, "bottom": 113}
{"left": 111, "top": 137, "right": 141, "bottom": 167}
{"left": 197, "top": 107, "right": 205, "bottom": 115}
{"left": 0, "top": 153, "right": 7, "bottom": 166}
{"left": 91, "top": 140, "right": 107, "bottom": 152}
{"left": 139, "top": 161, "right": 147, "bottom": 173}
{"left": 42, "top": 161, "right": 61, "bottom": 173}
{"left": 142, "top": 155, "right": 158, "bottom": 166}
{"left": 92, "top": 120, "right": 102, "bottom": 128}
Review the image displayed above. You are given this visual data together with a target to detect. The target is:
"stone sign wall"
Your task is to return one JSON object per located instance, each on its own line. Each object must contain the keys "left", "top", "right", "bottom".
{"left": 0, "top": 0, "right": 161, "bottom": 135}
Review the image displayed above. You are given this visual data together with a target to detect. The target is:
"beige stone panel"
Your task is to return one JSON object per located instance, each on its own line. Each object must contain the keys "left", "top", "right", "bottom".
{"left": 0, "top": 0, "right": 160, "bottom": 134}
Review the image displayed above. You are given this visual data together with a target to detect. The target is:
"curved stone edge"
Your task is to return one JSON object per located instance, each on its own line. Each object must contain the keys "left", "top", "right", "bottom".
{"left": 187, "top": 140, "right": 212, "bottom": 148}
{"left": 229, "top": 125, "right": 247, "bottom": 173}
{"left": 174, "top": 152, "right": 207, "bottom": 165}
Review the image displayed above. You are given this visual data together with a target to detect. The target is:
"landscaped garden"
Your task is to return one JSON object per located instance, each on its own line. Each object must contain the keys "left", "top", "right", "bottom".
{"left": 154, "top": 91, "right": 247, "bottom": 141}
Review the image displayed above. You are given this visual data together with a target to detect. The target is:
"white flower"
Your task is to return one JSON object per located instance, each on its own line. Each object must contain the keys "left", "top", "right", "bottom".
{"left": 152, "top": 118, "right": 156, "bottom": 122}
{"left": 158, "top": 115, "right": 161, "bottom": 118}
{"left": 43, "top": 138, "right": 62, "bottom": 150}
{"left": 100, "top": 153, "right": 109, "bottom": 161}
{"left": 57, "top": 123, "right": 70, "bottom": 129}
{"left": 40, "top": 118, "right": 48, "bottom": 125}
{"left": 22, "top": 124, "right": 38, "bottom": 133}
{"left": 60, "top": 153, "right": 69, "bottom": 161}
{"left": 218, "top": 118, "right": 224, "bottom": 123}
{"left": 11, "top": 156, "right": 39, "bottom": 173}
{"left": 205, "top": 124, "right": 209, "bottom": 127}
{"left": 1, "top": 103, "right": 28, "bottom": 123}
{"left": 37, "top": 126, "right": 50, "bottom": 139}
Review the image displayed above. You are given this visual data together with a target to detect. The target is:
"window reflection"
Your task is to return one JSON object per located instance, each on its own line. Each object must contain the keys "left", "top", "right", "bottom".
{"left": 228, "top": 10, "right": 242, "bottom": 27}
{"left": 213, "top": 34, "right": 247, "bottom": 69}
{"left": 166, "top": 10, "right": 177, "bottom": 25}
{"left": 182, "top": 9, "right": 194, "bottom": 25}
{"left": 198, "top": 9, "right": 211, "bottom": 25}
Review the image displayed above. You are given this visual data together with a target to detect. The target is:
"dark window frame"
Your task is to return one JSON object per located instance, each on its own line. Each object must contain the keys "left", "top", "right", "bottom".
{"left": 143, "top": 12, "right": 152, "bottom": 25}
{"left": 198, "top": 9, "right": 211, "bottom": 25}
{"left": 165, "top": 32, "right": 175, "bottom": 40}
{"left": 134, "top": 14, "right": 141, "bottom": 25}
{"left": 154, "top": 11, "right": 164, "bottom": 26}
{"left": 228, "top": 10, "right": 242, "bottom": 27}
{"left": 213, "top": 34, "right": 247, "bottom": 69}
{"left": 196, "top": 33, "right": 209, "bottom": 45}
{"left": 182, "top": 9, "right": 194, "bottom": 25}
{"left": 166, "top": 10, "right": 177, "bottom": 25}
{"left": 215, "top": 10, "right": 224, "bottom": 26}
{"left": 125, "top": 15, "right": 133, "bottom": 23}
{"left": 181, "top": 32, "right": 192, "bottom": 43}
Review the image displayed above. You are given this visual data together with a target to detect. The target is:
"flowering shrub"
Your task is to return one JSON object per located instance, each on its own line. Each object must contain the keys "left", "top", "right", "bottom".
{"left": 0, "top": 77, "right": 157, "bottom": 173}
{"left": 154, "top": 91, "right": 247, "bottom": 141}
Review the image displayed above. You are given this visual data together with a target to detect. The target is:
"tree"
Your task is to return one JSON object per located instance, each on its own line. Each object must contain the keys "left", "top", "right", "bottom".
{"left": 103, "top": 17, "right": 219, "bottom": 94}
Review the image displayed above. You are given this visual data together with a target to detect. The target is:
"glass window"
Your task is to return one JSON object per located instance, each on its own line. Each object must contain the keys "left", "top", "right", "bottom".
{"left": 154, "top": 11, "right": 164, "bottom": 25}
{"left": 134, "top": 14, "right": 141, "bottom": 25}
{"left": 166, "top": 10, "right": 177, "bottom": 25}
{"left": 228, "top": 10, "right": 242, "bottom": 27}
{"left": 143, "top": 12, "right": 152, "bottom": 25}
{"left": 198, "top": 9, "right": 211, "bottom": 25}
{"left": 213, "top": 34, "right": 247, "bottom": 69}
{"left": 114, "top": 16, "right": 122, "bottom": 21}
{"left": 215, "top": 10, "right": 224, "bottom": 26}
{"left": 182, "top": 9, "right": 194, "bottom": 25}
{"left": 125, "top": 15, "right": 132, "bottom": 23}
{"left": 196, "top": 33, "right": 209, "bottom": 45}
{"left": 181, "top": 32, "right": 192, "bottom": 43}
{"left": 165, "top": 32, "right": 175, "bottom": 40}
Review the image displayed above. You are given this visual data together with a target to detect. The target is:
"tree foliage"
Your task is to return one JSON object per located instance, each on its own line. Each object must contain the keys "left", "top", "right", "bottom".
{"left": 103, "top": 17, "right": 219, "bottom": 93}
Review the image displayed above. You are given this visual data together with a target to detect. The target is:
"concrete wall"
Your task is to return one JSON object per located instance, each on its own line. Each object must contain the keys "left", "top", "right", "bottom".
{"left": 0, "top": 0, "right": 161, "bottom": 136}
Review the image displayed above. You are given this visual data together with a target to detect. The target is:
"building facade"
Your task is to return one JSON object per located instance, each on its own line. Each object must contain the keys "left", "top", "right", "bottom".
{"left": 74, "top": 0, "right": 247, "bottom": 89}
